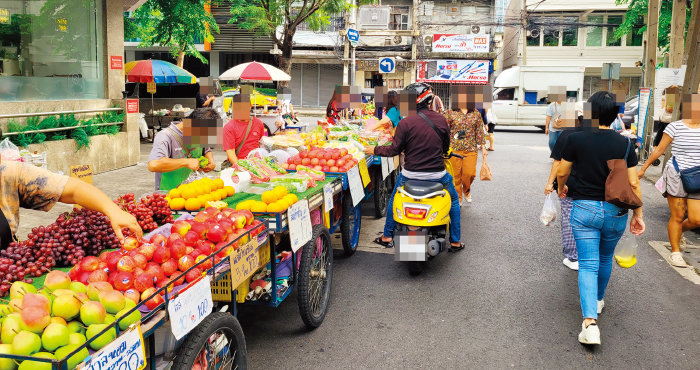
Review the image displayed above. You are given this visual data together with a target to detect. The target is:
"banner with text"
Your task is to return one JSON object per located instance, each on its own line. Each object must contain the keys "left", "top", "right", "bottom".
{"left": 417, "top": 60, "right": 490, "bottom": 84}
{"left": 432, "top": 34, "right": 490, "bottom": 53}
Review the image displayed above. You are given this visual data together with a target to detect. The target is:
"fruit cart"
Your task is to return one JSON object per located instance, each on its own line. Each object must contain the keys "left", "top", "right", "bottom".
{"left": 367, "top": 155, "right": 400, "bottom": 219}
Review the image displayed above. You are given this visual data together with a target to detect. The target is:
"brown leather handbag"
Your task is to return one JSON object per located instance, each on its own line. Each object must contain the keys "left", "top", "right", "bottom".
{"left": 605, "top": 139, "right": 642, "bottom": 209}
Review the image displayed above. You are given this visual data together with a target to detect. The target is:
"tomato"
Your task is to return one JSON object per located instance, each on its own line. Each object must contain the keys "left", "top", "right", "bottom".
{"left": 301, "top": 158, "right": 311, "bottom": 165}
{"left": 289, "top": 164, "right": 296, "bottom": 170}
{"left": 323, "top": 152, "right": 332, "bottom": 160}
{"left": 313, "top": 165, "right": 323, "bottom": 171}
{"left": 293, "top": 156, "right": 302, "bottom": 165}
{"left": 340, "top": 148, "right": 348, "bottom": 156}
{"left": 336, "top": 159, "right": 345, "bottom": 167}
{"left": 327, "top": 159, "right": 336, "bottom": 166}
{"left": 319, "top": 159, "right": 327, "bottom": 166}
{"left": 329, "top": 166, "right": 339, "bottom": 172}
{"left": 299, "top": 151, "right": 308, "bottom": 159}
{"left": 322, "top": 166, "right": 330, "bottom": 172}
{"left": 331, "top": 152, "right": 340, "bottom": 160}
{"left": 310, "top": 158, "right": 319, "bottom": 165}
{"left": 343, "top": 154, "right": 353, "bottom": 161}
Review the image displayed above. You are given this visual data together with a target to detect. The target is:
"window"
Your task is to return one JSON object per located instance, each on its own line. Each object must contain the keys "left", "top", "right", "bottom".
{"left": 586, "top": 15, "right": 604, "bottom": 47}
{"left": 562, "top": 17, "right": 578, "bottom": 46}
{"left": 606, "top": 16, "right": 623, "bottom": 46}
{"left": 527, "top": 17, "right": 542, "bottom": 46}
{"left": 625, "top": 16, "right": 644, "bottom": 46}
{"left": 0, "top": 0, "right": 104, "bottom": 101}
{"left": 390, "top": 6, "right": 409, "bottom": 30}
{"left": 495, "top": 88, "right": 515, "bottom": 101}
{"left": 543, "top": 25, "right": 559, "bottom": 47}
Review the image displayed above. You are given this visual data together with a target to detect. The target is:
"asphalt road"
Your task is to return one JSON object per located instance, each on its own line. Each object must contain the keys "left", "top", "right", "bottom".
{"left": 239, "top": 126, "right": 700, "bottom": 369}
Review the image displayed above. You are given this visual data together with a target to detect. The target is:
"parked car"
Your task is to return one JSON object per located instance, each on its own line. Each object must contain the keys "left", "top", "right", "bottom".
{"left": 621, "top": 96, "right": 638, "bottom": 129}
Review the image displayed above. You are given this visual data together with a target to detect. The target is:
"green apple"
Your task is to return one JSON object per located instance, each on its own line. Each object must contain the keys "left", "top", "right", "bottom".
{"left": 85, "top": 324, "right": 116, "bottom": 350}
{"left": 116, "top": 306, "right": 142, "bottom": 330}
{"left": 10, "top": 282, "right": 36, "bottom": 301}
{"left": 66, "top": 321, "right": 85, "bottom": 335}
{"left": 79, "top": 301, "right": 106, "bottom": 326}
{"left": 0, "top": 343, "right": 17, "bottom": 370}
{"left": 40, "top": 323, "right": 69, "bottom": 352}
{"left": 68, "top": 332, "right": 86, "bottom": 345}
{"left": 52, "top": 295, "right": 81, "bottom": 321}
{"left": 1, "top": 314, "right": 22, "bottom": 344}
{"left": 54, "top": 344, "right": 89, "bottom": 370}
{"left": 69, "top": 282, "right": 87, "bottom": 294}
{"left": 18, "top": 352, "right": 54, "bottom": 370}
{"left": 11, "top": 330, "right": 41, "bottom": 356}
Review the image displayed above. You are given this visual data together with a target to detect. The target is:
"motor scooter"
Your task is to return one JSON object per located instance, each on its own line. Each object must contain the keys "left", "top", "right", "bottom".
{"left": 392, "top": 152, "right": 462, "bottom": 275}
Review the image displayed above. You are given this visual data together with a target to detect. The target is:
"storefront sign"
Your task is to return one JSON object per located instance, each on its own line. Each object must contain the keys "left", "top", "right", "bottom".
{"left": 80, "top": 325, "right": 147, "bottom": 370}
{"left": 288, "top": 200, "right": 312, "bottom": 252}
{"left": 147, "top": 82, "right": 157, "bottom": 94}
{"left": 417, "top": 60, "right": 489, "bottom": 84}
{"left": 637, "top": 87, "right": 652, "bottom": 148}
{"left": 126, "top": 99, "right": 139, "bottom": 114}
{"left": 229, "top": 237, "right": 268, "bottom": 289}
{"left": 56, "top": 18, "right": 68, "bottom": 33}
{"left": 0, "top": 8, "right": 10, "bottom": 24}
{"left": 347, "top": 166, "right": 365, "bottom": 207}
{"left": 70, "top": 165, "right": 93, "bottom": 184}
{"left": 110, "top": 56, "right": 123, "bottom": 70}
{"left": 168, "top": 275, "right": 213, "bottom": 340}
{"left": 432, "top": 34, "right": 490, "bottom": 53}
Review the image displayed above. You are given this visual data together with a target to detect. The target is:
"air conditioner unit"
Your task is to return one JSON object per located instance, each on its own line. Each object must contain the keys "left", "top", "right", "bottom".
{"left": 358, "top": 6, "right": 390, "bottom": 30}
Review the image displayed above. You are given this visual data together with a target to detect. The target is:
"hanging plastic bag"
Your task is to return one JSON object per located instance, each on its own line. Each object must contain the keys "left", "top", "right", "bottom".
{"left": 0, "top": 138, "right": 21, "bottom": 161}
{"left": 540, "top": 193, "right": 558, "bottom": 226}
{"left": 480, "top": 157, "right": 492, "bottom": 181}
{"left": 614, "top": 234, "right": 637, "bottom": 268}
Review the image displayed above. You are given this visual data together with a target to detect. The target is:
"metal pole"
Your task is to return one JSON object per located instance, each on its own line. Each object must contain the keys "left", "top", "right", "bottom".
{"left": 350, "top": 47, "right": 356, "bottom": 86}
{"left": 349, "top": 0, "right": 357, "bottom": 86}
{"left": 641, "top": 0, "right": 660, "bottom": 163}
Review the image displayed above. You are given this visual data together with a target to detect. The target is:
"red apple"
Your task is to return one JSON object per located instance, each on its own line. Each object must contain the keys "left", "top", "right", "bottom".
{"left": 173, "top": 272, "right": 186, "bottom": 286}
{"left": 221, "top": 208, "right": 236, "bottom": 218}
{"left": 106, "top": 251, "right": 122, "bottom": 269}
{"left": 80, "top": 256, "right": 100, "bottom": 272}
{"left": 133, "top": 267, "right": 145, "bottom": 277}
{"left": 194, "top": 240, "right": 214, "bottom": 255}
{"left": 132, "top": 254, "right": 148, "bottom": 269}
{"left": 171, "top": 220, "right": 191, "bottom": 237}
{"left": 127, "top": 249, "right": 140, "bottom": 258}
{"left": 219, "top": 219, "right": 234, "bottom": 234}
{"left": 190, "top": 223, "right": 208, "bottom": 238}
{"left": 170, "top": 240, "right": 187, "bottom": 259}
{"left": 182, "top": 230, "right": 199, "bottom": 246}
{"left": 167, "top": 233, "right": 183, "bottom": 246}
{"left": 238, "top": 210, "right": 254, "bottom": 225}
{"left": 216, "top": 246, "right": 234, "bottom": 259}
{"left": 205, "top": 207, "right": 219, "bottom": 215}
{"left": 207, "top": 225, "right": 226, "bottom": 243}
{"left": 123, "top": 289, "right": 140, "bottom": 303}
{"left": 138, "top": 244, "right": 155, "bottom": 260}
{"left": 97, "top": 261, "right": 109, "bottom": 273}
{"left": 88, "top": 270, "right": 108, "bottom": 283}
{"left": 178, "top": 255, "right": 195, "bottom": 271}
{"left": 152, "top": 246, "right": 171, "bottom": 264}
{"left": 113, "top": 271, "right": 134, "bottom": 291}
{"left": 161, "top": 259, "right": 178, "bottom": 276}
{"left": 149, "top": 234, "right": 168, "bottom": 248}
{"left": 68, "top": 265, "right": 81, "bottom": 281}
{"left": 117, "top": 256, "right": 136, "bottom": 272}
{"left": 133, "top": 273, "right": 155, "bottom": 292}
{"left": 157, "top": 278, "right": 174, "bottom": 293}
{"left": 141, "top": 288, "right": 164, "bottom": 310}
{"left": 195, "top": 255, "right": 213, "bottom": 270}
{"left": 185, "top": 268, "right": 203, "bottom": 283}
{"left": 121, "top": 236, "right": 139, "bottom": 251}
{"left": 145, "top": 265, "right": 166, "bottom": 284}
{"left": 194, "top": 211, "right": 211, "bottom": 223}
{"left": 98, "top": 251, "right": 110, "bottom": 262}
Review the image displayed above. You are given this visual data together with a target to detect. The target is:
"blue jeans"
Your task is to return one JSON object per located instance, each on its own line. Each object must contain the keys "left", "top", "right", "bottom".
{"left": 383, "top": 172, "right": 461, "bottom": 243}
{"left": 570, "top": 200, "right": 628, "bottom": 319}
{"left": 548, "top": 130, "right": 562, "bottom": 153}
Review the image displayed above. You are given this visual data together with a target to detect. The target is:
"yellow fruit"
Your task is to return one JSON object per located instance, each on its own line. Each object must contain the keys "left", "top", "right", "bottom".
{"left": 284, "top": 194, "right": 298, "bottom": 204}
{"left": 211, "top": 191, "right": 222, "bottom": 201}
{"left": 170, "top": 198, "right": 186, "bottom": 210}
{"left": 213, "top": 178, "right": 225, "bottom": 190}
{"left": 168, "top": 188, "right": 182, "bottom": 199}
{"left": 251, "top": 201, "right": 268, "bottom": 213}
{"left": 261, "top": 191, "right": 278, "bottom": 204}
{"left": 273, "top": 186, "right": 288, "bottom": 199}
{"left": 235, "top": 200, "right": 252, "bottom": 211}
{"left": 181, "top": 187, "right": 197, "bottom": 200}
{"left": 197, "top": 196, "right": 208, "bottom": 205}
{"left": 215, "top": 189, "right": 227, "bottom": 200}
{"left": 224, "top": 186, "right": 236, "bottom": 196}
{"left": 184, "top": 198, "right": 201, "bottom": 211}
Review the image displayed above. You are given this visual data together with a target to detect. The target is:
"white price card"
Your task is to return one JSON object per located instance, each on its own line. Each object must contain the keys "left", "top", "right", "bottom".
{"left": 168, "top": 275, "right": 213, "bottom": 340}
{"left": 288, "top": 199, "right": 312, "bottom": 252}
{"left": 347, "top": 166, "right": 365, "bottom": 207}
{"left": 381, "top": 157, "right": 390, "bottom": 180}
{"left": 80, "top": 325, "right": 147, "bottom": 370}
{"left": 323, "top": 183, "right": 334, "bottom": 213}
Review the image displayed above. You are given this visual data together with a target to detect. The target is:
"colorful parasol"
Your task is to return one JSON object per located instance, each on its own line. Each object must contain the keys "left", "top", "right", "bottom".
{"left": 219, "top": 61, "right": 291, "bottom": 82}
{"left": 125, "top": 59, "right": 196, "bottom": 84}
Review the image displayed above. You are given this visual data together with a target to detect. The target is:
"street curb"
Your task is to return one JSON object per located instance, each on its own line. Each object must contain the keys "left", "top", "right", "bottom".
{"left": 648, "top": 241, "right": 700, "bottom": 284}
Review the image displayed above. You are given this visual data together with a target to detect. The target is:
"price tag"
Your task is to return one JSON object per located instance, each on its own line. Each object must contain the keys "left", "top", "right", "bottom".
{"left": 323, "top": 183, "right": 334, "bottom": 213}
{"left": 229, "top": 237, "right": 268, "bottom": 289}
{"left": 288, "top": 200, "right": 312, "bottom": 252}
{"left": 168, "top": 275, "right": 213, "bottom": 340}
{"left": 347, "top": 165, "right": 365, "bottom": 207}
{"left": 80, "top": 325, "right": 147, "bottom": 370}
{"left": 381, "top": 157, "right": 390, "bottom": 180}
{"left": 359, "top": 158, "right": 371, "bottom": 186}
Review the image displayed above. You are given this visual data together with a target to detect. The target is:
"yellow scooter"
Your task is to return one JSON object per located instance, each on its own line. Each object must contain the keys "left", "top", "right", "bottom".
{"left": 393, "top": 152, "right": 462, "bottom": 275}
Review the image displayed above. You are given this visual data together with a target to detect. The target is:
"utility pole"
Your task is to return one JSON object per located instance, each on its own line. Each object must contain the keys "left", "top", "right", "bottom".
{"left": 641, "top": 0, "right": 659, "bottom": 162}
{"left": 661, "top": 0, "right": 688, "bottom": 167}
{"left": 349, "top": 0, "right": 357, "bottom": 87}
{"left": 411, "top": 0, "right": 419, "bottom": 83}
{"left": 521, "top": 0, "right": 527, "bottom": 66}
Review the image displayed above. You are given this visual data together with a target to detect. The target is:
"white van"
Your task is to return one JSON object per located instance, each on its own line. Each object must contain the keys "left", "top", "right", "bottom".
{"left": 489, "top": 66, "right": 585, "bottom": 129}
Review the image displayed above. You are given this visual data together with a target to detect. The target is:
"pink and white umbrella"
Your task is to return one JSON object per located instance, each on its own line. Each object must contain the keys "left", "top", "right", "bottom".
{"left": 219, "top": 61, "right": 291, "bottom": 82}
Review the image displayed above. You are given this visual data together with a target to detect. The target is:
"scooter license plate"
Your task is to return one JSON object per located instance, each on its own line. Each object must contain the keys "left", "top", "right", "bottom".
{"left": 395, "top": 231, "right": 427, "bottom": 261}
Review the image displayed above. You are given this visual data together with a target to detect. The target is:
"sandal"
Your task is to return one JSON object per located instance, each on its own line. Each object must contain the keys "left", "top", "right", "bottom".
{"left": 487, "top": 148, "right": 495, "bottom": 151}
{"left": 373, "top": 236, "right": 393, "bottom": 248}
{"left": 448, "top": 243, "right": 465, "bottom": 252}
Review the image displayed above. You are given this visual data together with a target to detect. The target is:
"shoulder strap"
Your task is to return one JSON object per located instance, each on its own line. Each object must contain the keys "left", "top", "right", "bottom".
{"left": 0, "top": 209, "right": 14, "bottom": 250}
{"left": 672, "top": 157, "right": 680, "bottom": 172}
{"left": 236, "top": 119, "right": 254, "bottom": 156}
{"left": 418, "top": 111, "right": 448, "bottom": 154}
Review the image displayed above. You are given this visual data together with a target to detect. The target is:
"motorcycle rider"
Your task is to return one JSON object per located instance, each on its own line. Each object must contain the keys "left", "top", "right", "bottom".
{"left": 364, "top": 83, "right": 464, "bottom": 251}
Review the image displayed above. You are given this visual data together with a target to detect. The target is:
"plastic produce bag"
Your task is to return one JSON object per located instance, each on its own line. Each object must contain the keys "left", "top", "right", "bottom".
{"left": 540, "top": 193, "right": 558, "bottom": 226}
{"left": 614, "top": 234, "right": 637, "bottom": 268}
{"left": 480, "top": 158, "right": 492, "bottom": 181}
{"left": 0, "top": 138, "right": 21, "bottom": 161}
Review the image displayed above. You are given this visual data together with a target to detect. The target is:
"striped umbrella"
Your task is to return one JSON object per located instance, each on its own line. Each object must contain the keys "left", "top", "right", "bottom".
{"left": 126, "top": 59, "right": 196, "bottom": 84}
{"left": 219, "top": 61, "right": 291, "bottom": 82}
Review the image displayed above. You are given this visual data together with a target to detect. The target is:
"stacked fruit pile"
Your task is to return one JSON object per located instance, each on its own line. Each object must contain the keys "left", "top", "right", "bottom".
{"left": 166, "top": 178, "right": 236, "bottom": 212}
{"left": 234, "top": 186, "right": 299, "bottom": 213}
{"left": 0, "top": 271, "right": 141, "bottom": 369}
{"left": 116, "top": 192, "right": 174, "bottom": 233}
{"left": 282, "top": 147, "right": 358, "bottom": 173}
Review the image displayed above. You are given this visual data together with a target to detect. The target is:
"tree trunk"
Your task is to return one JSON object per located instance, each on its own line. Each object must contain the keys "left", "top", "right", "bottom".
{"left": 176, "top": 49, "right": 185, "bottom": 68}
{"left": 276, "top": 30, "right": 295, "bottom": 87}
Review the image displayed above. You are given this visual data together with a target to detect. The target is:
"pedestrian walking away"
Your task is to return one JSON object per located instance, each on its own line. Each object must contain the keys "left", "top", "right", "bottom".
{"left": 638, "top": 93, "right": 700, "bottom": 268}
{"left": 545, "top": 99, "right": 564, "bottom": 153}
{"left": 557, "top": 91, "right": 646, "bottom": 346}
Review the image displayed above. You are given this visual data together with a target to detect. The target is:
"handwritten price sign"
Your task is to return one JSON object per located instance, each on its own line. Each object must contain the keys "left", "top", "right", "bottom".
{"left": 288, "top": 200, "right": 312, "bottom": 252}
{"left": 168, "top": 275, "right": 213, "bottom": 340}
{"left": 229, "top": 237, "right": 269, "bottom": 289}
{"left": 80, "top": 325, "right": 146, "bottom": 370}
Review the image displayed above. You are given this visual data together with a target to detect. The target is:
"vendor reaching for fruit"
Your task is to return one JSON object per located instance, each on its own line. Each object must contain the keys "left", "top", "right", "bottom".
{"left": 147, "top": 108, "right": 217, "bottom": 191}
{"left": 0, "top": 154, "right": 142, "bottom": 249}
{"left": 222, "top": 92, "right": 266, "bottom": 168}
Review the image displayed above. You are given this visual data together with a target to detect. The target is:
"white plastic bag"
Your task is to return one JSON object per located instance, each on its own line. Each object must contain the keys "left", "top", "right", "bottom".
{"left": 0, "top": 138, "right": 21, "bottom": 161}
{"left": 540, "top": 193, "right": 558, "bottom": 226}
{"left": 614, "top": 234, "right": 637, "bottom": 268}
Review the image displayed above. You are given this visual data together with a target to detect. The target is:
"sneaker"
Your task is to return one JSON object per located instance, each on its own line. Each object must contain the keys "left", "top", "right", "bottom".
{"left": 597, "top": 300, "right": 605, "bottom": 314}
{"left": 680, "top": 236, "right": 687, "bottom": 252}
{"left": 563, "top": 258, "right": 579, "bottom": 271}
{"left": 670, "top": 252, "right": 688, "bottom": 268}
{"left": 466, "top": 194, "right": 472, "bottom": 203}
{"left": 578, "top": 321, "right": 601, "bottom": 345}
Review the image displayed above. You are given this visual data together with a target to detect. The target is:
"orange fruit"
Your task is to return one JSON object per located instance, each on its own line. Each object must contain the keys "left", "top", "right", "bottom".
{"left": 235, "top": 200, "right": 253, "bottom": 211}
{"left": 273, "top": 186, "right": 288, "bottom": 198}
{"left": 250, "top": 201, "right": 268, "bottom": 213}
{"left": 181, "top": 187, "right": 197, "bottom": 200}
{"left": 213, "top": 178, "right": 225, "bottom": 190}
{"left": 168, "top": 188, "right": 182, "bottom": 199}
{"left": 284, "top": 194, "right": 298, "bottom": 204}
{"left": 224, "top": 186, "right": 235, "bottom": 196}
{"left": 217, "top": 189, "right": 228, "bottom": 200}
{"left": 210, "top": 191, "right": 221, "bottom": 201}
{"left": 170, "top": 198, "right": 186, "bottom": 210}
{"left": 184, "top": 198, "right": 201, "bottom": 211}
{"left": 261, "top": 191, "right": 278, "bottom": 204}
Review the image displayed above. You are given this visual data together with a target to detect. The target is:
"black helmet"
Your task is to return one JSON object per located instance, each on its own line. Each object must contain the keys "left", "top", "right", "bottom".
{"left": 404, "top": 82, "right": 434, "bottom": 110}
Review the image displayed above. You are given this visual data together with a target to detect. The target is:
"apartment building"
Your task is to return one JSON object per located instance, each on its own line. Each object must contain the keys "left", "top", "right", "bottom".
{"left": 502, "top": 0, "right": 645, "bottom": 99}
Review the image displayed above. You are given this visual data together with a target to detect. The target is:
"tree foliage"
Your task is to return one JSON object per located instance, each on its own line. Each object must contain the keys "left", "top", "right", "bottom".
{"left": 126, "top": 0, "right": 220, "bottom": 66}
{"left": 614, "top": 0, "right": 692, "bottom": 52}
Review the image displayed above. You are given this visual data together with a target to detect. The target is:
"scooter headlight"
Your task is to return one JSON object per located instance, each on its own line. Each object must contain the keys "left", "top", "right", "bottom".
{"left": 427, "top": 211, "right": 438, "bottom": 223}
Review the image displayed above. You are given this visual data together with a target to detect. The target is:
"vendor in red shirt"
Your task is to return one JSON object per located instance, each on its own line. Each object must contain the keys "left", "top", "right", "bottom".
{"left": 222, "top": 92, "right": 266, "bottom": 168}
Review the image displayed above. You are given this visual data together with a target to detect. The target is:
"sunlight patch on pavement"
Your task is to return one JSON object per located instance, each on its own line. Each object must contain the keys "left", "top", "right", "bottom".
{"left": 648, "top": 241, "right": 700, "bottom": 285}
{"left": 526, "top": 146, "right": 550, "bottom": 151}
{"left": 331, "top": 216, "right": 394, "bottom": 255}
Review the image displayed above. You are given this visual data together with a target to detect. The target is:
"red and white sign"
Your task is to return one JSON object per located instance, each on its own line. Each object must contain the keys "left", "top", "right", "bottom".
{"left": 110, "top": 55, "right": 123, "bottom": 70}
{"left": 417, "top": 60, "right": 490, "bottom": 84}
{"left": 432, "top": 34, "right": 490, "bottom": 53}
{"left": 126, "top": 99, "right": 139, "bottom": 114}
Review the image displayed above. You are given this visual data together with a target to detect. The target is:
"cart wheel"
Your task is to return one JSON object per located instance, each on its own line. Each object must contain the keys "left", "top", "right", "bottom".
{"left": 373, "top": 168, "right": 388, "bottom": 218}
{"left": 172, "top": 312, "right": 247, "bottom": 370}
{"left": 340, "top": 190, "right": 361, "bottom": 256}
{"left": 407, "top": 261, "right": 426, "bottom": 276}
{"left": 298, "top": 224, "right": 333, "bottom": 329}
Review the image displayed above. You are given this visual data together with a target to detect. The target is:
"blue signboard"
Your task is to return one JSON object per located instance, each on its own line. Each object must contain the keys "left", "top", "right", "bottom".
{"left": 347, "top": 28, "right": 359, "bottom": 47}
{"left": 379, "top": 57, "right": 395, "bottom": 74}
